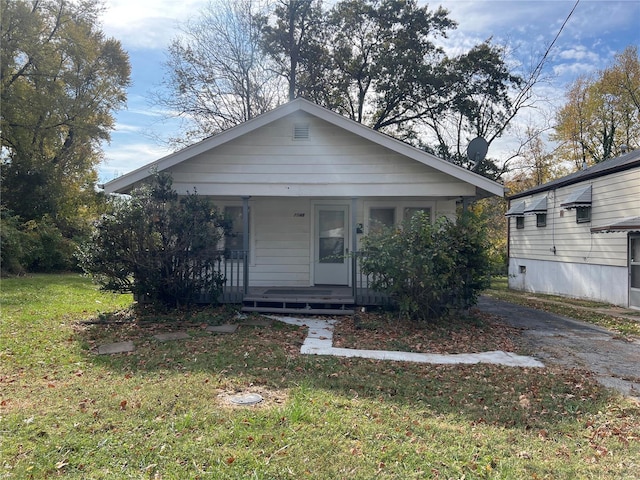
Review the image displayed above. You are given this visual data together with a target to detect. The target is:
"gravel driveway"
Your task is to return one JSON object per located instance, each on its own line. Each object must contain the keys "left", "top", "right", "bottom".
{"left": 477, "top": 296, "right": 640, "bottom": 400}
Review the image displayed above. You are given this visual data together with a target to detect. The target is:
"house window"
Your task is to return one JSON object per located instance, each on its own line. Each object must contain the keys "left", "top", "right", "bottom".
{"left": 403, "top": 207, "right": 431, "bottom": 222}
{"left": 369, "top": 207, "right": 395, "bottom": 234}
{"left": 516, "top": 216, "right": 524, "bottom": 229}
{"left": 536, "top": 213, "right": 547, "bottom": 227}
{"left": 576, "top": 206, "right": 591, "bottom": 223}
{"left": 224, "top": 206, "right": 247, "bottom": 251}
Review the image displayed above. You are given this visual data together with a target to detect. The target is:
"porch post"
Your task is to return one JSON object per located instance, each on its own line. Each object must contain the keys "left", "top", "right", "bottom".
{"left": 242, "top": 196, "right": 250, "bottom": 295}
{"left": 351, "top": 197, "right": 358, "bottom": 301}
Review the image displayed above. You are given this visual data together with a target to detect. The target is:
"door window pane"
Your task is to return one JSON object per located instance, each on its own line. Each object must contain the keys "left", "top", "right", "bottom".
{"left": 319, "top": 210, "right": 345, "bottom": 263}
{"left": 631, "top": 237, "right": 640, "bottom": 263}
{"left": 631, "top": 265, "right": 640, "bottom": 289}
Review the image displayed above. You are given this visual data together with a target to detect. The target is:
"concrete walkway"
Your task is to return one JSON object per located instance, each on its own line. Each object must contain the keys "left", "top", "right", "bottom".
{"left": 268, "top": 315, "right": 544, "bottom": 368}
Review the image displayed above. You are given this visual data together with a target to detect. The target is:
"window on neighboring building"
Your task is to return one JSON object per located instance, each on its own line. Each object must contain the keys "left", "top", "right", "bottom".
{"left": 536, "top": 213, "right": 547, "bottom": 227}
{"left": 369, "top": 207, "right": 395, "bottom": 234}
{"left": 576, "top": 206, "right": 591, "bottom": 223}
{"left": 224, "top": 206, "right": 247, "bottom": 252}
{"left": 516, "top": 216, "right": 524, "bottom": 229}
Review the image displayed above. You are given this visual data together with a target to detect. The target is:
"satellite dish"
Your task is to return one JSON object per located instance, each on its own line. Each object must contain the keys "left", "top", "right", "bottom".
{"left": 466, "top": 137, "right": 488, "bottom": 171}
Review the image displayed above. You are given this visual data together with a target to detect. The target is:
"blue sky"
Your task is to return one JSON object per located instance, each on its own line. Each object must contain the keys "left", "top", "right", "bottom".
{"left": 99, "top": 0, "right": 640, "bottom": 182}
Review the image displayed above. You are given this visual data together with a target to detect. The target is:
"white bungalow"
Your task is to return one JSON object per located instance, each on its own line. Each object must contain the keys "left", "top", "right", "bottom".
{"left": 506, "top": 149, "right": 640, "bottom": 309}
{"left": 104, "top": 98, "right": 503, "bottom": 313}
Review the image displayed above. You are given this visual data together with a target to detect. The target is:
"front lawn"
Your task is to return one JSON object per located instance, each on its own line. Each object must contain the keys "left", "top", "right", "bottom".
{"left": 1, "top": 274, "right": 638, "bottom": 479}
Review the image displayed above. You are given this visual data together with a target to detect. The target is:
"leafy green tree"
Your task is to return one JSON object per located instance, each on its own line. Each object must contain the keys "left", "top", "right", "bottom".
{"left": 553, "top": 46, "right": 640, "bottom": 166}
{"left": 428, "top": 42, "right": 523, "bottom": 169}
{"left": 162, "top": 0, "right": 526, "bottom": 180}
{"left": 259, "top": 0, "right": 326, "bottom": 101}
{"left": 322, "top": 0, "right": 454, "bottom": 131}
{"left": 1, "top": 0, "right": 130, "bottom": 240}
{"left": 358, "top": 211, "right": 491, "bottom": 321}
{"left": 78, "top": 173, "right": 227, "bottom": 308}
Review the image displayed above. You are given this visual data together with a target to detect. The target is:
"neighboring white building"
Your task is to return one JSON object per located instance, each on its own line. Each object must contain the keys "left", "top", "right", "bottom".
{"left": 104, "top": 98, "right": 503, "bottom": 311}
{"left": 506, "top": 149, "right": 640, "bottom": 309}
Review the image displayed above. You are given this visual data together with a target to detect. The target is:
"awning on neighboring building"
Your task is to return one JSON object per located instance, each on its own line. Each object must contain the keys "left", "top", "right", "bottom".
{"left": 505, "top": 200, "right": 525, "bottom": 217}
{"left": 591, "top": 217, "right": 640, "bottom": 233}
{"left": 561, "top": 184, "right": 592, "bottom": 209}
{"left": 523, "top": 196, "right": 547, "bottom": 215}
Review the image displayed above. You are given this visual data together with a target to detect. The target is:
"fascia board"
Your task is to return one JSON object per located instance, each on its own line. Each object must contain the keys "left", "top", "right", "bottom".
{"left": 105, "top": 98, "right": 503, "bottom": 198}
{"left": 297, "top": 101, "right": 504, "bottom": 197}
{"left": 103, "top": 101, "right": 303, "bottom": 194}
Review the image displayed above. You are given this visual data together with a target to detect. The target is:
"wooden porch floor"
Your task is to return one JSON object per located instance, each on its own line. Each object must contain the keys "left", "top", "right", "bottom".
{"left": 241, "top": 286, "right": 357, "bottom": 315}
{"left": 216, "top": 285, "right": 390, "bottom": 314}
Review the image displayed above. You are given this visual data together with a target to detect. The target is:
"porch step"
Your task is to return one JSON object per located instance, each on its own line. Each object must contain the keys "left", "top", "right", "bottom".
{"left": 241, "top": 294, "right": 355, "bottom": 316}
{"left": 242, "top": 306, "right": 355, "bottom": 315}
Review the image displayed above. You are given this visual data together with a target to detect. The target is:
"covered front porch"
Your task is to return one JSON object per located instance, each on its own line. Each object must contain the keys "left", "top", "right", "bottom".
{"left": 210, "top": 249, "right": 390, "bottom": 315}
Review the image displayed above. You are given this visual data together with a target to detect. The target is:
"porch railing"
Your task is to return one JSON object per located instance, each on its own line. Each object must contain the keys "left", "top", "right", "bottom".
{"left": 210, "top": 249, "right": 248, "bottom": 303}
{"left": 208, "top": 250, "right": 390, "bottom": 307}
{"left": 352, "top": 251, "right": 391, "bottom": 306}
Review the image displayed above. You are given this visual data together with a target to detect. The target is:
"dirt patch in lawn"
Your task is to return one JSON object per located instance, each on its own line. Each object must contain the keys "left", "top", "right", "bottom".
{"left": 332, "top": 309, "right": 524, "bottom": 354}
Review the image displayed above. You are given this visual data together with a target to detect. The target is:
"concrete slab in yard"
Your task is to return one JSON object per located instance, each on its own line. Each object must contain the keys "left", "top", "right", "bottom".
{"left": 206, "top": 324, "right": 239, "bottom": 334}
{"left": 97, "top": 341, "right": 135, "bottom": 355}
{"left": 153, "top": 331, "right": 190, "bottom": 342}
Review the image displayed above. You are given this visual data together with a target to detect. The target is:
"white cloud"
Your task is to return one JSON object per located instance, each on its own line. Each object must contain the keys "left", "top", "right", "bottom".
{"left": 558, "top": 46, "right": 601, "bottom": 63}
{"left": 102, "top": 0, "right": 208, "bottom": 50}
{"left": 552, "top": 62, "right": 600, "bottom": 78}
{"left": 112, "top": 122, "right": 143, "bottom": 134}
{"left": 100, "top": 142, "right": 173, "bottom": 182}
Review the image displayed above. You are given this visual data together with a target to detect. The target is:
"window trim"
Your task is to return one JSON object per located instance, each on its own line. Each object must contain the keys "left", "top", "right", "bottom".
{"left": 364, "top": 201, "right": 435, "bottom": 234}
{"left": 576, "top": 206, "right": 592, "bottom": 224}
{"left": 536, "top": 213, "right": 547, "bottom": 228}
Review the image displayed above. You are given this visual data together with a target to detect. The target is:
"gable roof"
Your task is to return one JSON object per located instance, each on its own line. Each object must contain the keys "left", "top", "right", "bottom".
{"left": 104, "top": 98, "right": 503, "bottom": 197}
{"left": 509, "top": 149, "right": 640, "bottom": 200}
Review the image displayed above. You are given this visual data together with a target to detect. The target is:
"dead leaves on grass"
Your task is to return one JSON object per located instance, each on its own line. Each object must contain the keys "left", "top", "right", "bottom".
{"left": 333, "top": 310, "right": 523, "bottom": 354}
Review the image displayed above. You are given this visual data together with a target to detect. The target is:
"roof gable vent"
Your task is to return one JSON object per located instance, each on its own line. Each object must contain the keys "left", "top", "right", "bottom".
{"left": 293, "top": 123, "right": 310, "bottom": 140}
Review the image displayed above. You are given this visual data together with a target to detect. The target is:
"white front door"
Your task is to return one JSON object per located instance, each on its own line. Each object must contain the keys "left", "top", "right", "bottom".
{"left": 314, "top": 205, "right": 349, "bottom": 285}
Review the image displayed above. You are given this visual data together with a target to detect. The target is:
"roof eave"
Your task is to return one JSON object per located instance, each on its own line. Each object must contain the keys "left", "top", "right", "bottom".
{"left": 104, "top": 98, "right": 504, "bottom": 197}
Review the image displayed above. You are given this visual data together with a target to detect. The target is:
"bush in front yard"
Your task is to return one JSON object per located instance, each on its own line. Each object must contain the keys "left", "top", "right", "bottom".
{"left": 358, "top": 210, "right": 491, "bottom": 321}
{"left": 1, "top": 209, "right": 78, "bottom": 275}
{"left": 78, "top": 172, "right": 227, "bottom": 308}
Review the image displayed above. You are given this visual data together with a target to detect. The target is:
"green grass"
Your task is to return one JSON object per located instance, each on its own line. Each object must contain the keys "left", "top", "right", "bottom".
{"left": 486, "top": 276, "right": 640, "bottom": 337}
{"left": 1, "top": 274, "right": 639, "bottom": 479}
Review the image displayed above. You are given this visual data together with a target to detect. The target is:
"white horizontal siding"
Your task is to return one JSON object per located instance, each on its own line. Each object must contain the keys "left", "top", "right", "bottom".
{"left": 217, "top": 196, "right": 460, "bottom": 287}
{"left": 248, "top": 198, "right": 311, "bottom": 287}
{"left": 509, "top": 166, "right": 639, "bottom": 268}
{"left": 167, "top": 113, "right": 477, "bottom": 198}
